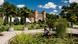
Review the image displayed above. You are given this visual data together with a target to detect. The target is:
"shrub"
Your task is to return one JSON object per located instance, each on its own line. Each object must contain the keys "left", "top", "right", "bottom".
{"left": 56, "top": 18, "right": 68, "bottom": 37}
{"left": 9, "top": 34, "right": 77, "bottom": 44}
{"left": 28, "top": 23, "right": 44, "bottom": 30}
{"left": 0, "top": 25, "right": 9, "bottom": 32}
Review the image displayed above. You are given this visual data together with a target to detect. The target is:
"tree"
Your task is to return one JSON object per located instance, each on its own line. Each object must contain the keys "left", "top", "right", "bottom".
{"left": 70, "top": 14, "right": 77, "bottom": 23}
{"left": 46, "top": 13, "right": 59, "bottom": 20}
{"left": 60, "top": 3, "right": 78, "bottom": 24}
{"left": 46, "top": 14, "right": 59, "bottom": 30}
{"left": 3, "top": 2, "right": 16, "bottom": 25}
{"left": 20, "top": 7, "right": 30, "bottom": 26}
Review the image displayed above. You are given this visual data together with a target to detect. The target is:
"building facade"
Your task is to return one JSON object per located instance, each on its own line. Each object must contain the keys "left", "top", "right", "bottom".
{"left": 30, "top": 10, "right": 46, "bottom": 22}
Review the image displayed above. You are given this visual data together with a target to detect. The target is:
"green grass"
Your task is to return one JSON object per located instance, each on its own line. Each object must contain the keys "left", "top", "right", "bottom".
{"left": 27, "top": 23, "right": 44, "bottom": 30}
{"left": 13, "top": 25, "right": 24, "bottom": 31}
{"left": 0, "top": 23, "right": 44, "bottom": 31}
{"left": 13, "top": 23, "right": 45, "bottom": 30}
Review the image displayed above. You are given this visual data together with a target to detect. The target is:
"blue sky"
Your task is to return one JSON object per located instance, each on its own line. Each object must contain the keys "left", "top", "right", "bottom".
{"left": 5, "top": 0, "right": 69, "bottom": 14}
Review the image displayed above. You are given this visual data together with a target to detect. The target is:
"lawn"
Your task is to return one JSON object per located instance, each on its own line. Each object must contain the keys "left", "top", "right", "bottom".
{"left": 13, "top": 25, "right": 24, "bottom": 31}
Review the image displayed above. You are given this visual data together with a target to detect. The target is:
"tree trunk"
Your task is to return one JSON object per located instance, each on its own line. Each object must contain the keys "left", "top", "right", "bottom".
{"left": 6, "top": 16, "right": 9, "bottom": 24}
{"left": 10, "top": 16, "right": 12, "bottom": 26}
{"left": 25, "top": 17, "right": 26, "bottom": 26}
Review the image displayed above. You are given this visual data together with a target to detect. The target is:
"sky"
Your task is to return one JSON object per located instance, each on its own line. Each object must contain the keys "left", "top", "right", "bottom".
{"left": 0, "top": 0, "right": 78, "bottom": 14}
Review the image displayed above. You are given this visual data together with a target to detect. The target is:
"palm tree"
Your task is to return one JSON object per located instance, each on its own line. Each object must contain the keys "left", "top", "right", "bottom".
{"left": 20, "top": 7, "right": 29, "bottom": 26}
{"left": 3, "top": 2, "right": 16, "bottom": 25}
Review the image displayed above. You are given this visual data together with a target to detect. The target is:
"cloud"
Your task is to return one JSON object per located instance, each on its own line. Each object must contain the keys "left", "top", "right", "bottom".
{"left": 53, "top": 10, "right": 58, "bottom": 13}
{"left": 58, "top": 6, "right": 62, "bottom": 9}
{"left": 0, "top": 0, "right": 4, "bottom": 6}
{"left": 49, "top": 10, "right": 58, "bottom": 14}
{"left": 16, "top": 4, "right": 25, "bottom": 8}
{"left": 38, "top": 5, "right": 43, "bottom": 8}
{"left": 38, "top": 2, "right": 57, "bottom": 9}
{"left": 43, "top": 2, "right": 57, "bottom": 9}
{"left": 69, "top": 0, "right": 78, "bottom": 3}
{"left": 64, "top": 1, "right": 69, "bottom": 3}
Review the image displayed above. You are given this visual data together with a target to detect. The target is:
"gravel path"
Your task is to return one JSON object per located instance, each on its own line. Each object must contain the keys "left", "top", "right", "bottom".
{"left": 0, "top": 28, "right": 78, "bottom": 44}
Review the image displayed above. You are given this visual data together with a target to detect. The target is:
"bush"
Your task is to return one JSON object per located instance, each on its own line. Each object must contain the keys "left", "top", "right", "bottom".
{"left": 28, "top": 23, "right": 44, "bottom": 30}
{"left": 9, "top": 34, "right": 77, "bottom": 44}
{"left": 56, "top": 18, "right": 68, "bottom": 37}
{"left": 0, "top": 25, "right": 9, "bottom": 32}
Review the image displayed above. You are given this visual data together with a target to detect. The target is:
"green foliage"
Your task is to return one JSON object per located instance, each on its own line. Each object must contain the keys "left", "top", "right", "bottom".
{"left": 20, "top": 17, "right": 25, "bottom": 24}
{"left": 46, "top": 14, "right": 59, "bottom": 20}
{"left": 56, "top": 18, "right": 68, "bottom": 37}
{"left": 0, "top": 25, "right": 24, "bottom": 31}
{"left": 0, "top": 7, "right": 4, "bottom": 12}
{"left": 0, "top": 25, "right": 9, "bottom": 32}
{"left": 70, "top": 14, "right": 77, "bottom": 22}
{"left": 60, "top": 3, "right": 78, "bottom": 24}
{"left": 46, "top": 19, "right": 56, "bottom": 28}
{"left": 27, "top": 23, "right": 44, "bottom": 30}
{"left": 46, "top": 14, "right": 59, "bottom": 29}
{"left": 9, "top": 34, "right": 78, "bottom": 44}
{"left": 0, "top": 17, "right": 3, "bottom": 25}
{"left": 13, "top": 25, "right": 24, "bottom": 31}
